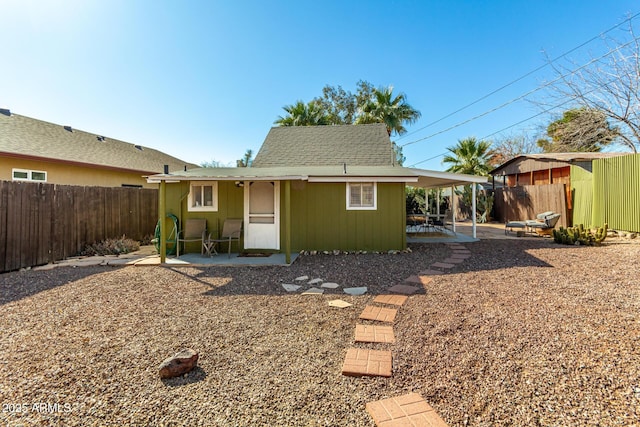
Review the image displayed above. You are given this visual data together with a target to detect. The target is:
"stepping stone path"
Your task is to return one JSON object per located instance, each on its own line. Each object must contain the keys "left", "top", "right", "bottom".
{"left": 356, "top": 244, "right": 470, "bottom": 426}
{"left": 355, "top": 324, "right": 395, "bottom": 343}
{"left": 359, "top": 306, "right": 397, "bottom": 322}
{"left": 282, "top": 284, "right": 301, "bottom": 292}
{"left": 321, "top": 282, "right": 340, "bottom": 289}
{"left": 301, "top": 287, "right": 324, "bottom": 295}
{"left": 328, "top": 299, "right": 352, "bottom": 308}
{"left": 344, "top": 286, "right": 368, "bottom": 296}
{"left": 366, "top": 392, "right": 448, "bottom": 427}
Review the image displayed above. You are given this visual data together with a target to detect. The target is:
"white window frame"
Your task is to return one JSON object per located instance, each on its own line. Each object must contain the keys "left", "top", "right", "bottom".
{"left": 346, "top": 182, "right": 377, "bottom": 210}
{"left": 188, "top": 181, "right": 218, "bottom": 212}
{"left": 12, "top": 168, "right": 47, "bottom": 182}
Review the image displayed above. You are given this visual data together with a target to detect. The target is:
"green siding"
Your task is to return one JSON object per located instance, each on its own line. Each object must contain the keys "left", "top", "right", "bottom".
{"left": 165, "top": 181, "right": 244, "bottom": 253}
{"left": 570, "top": 165, "right": 594, "bottom": 227}
{"left": 592, "top": 153, "right": 640, "bottom": 232}
{"left": 282, "top": 181, "right": 406, "bottom": 252}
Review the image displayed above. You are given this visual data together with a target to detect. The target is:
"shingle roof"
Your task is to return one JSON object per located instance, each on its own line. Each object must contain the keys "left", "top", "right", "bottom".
{"left": 0, "top": 111, "right": 196, "bottom": 173}
{"left": 252, "top": 124, "right": 395, "bottom": 167}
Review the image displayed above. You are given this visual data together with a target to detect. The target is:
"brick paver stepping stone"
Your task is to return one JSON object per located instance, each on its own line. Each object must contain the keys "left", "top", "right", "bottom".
{"left": 355, "top": 324, "right": 395, "bottom": 343}
{"left": 404, "top": 275, "right": 433, "bottom": 286}
{"left": 321, "top": 282, "right": 340, "bottom": 289}
{"left": 301, "top": 287, "right": 324, "bottom": 295}
{"left": 387, "top": 284, "right": 419, "bottom": 295}
{"left": 282, "top": 284, "right": 301, "bottom": 292}
{"left": 328, "top": 299, "right": 352, "bottom": 308}
{"left": 341, "top": 348, "right": 392, "bottom": 377}
{"left": 431, "top": 262, "right": 455, "bottom": 269}
{"left": 366, "top": 392, "right": 448, "bottom": 426}
{"left": 344, "top": 287, "right": 368, "bottom": 295}
{"left": 442, "top": 257, "right": 465, "bottom": 264}
{"left": 373, "top": 294, "right": 408, "bottom": 306}
{"left": 450, "top": 253, "right": 471, "bottom": 259}
{"left": 418, "top": 269, "right": 444, "bottom": 276}
{"left": 359, "top": 305, "right": 397, "bottom": 322}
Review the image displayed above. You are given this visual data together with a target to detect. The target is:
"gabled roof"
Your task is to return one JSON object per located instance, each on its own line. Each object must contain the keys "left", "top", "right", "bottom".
{"left": 490, "top": 152, "right": 629, "bottom": 175}
{"left": 0, "top": 111, "right": 196, "bottom": 173}
{"left": 252, "top": 123, "right": 395, "bottom": 167}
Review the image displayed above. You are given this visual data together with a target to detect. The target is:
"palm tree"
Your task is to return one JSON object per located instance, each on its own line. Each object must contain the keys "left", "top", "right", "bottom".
{"left": 442, "top": 137, "right": 494, "bottom": 176}
{"left": 236, "top": 149, "right": 253, "bottom": 167}
{"left": 355, "top": 86, "right": 421, "bottom": 136}
{"left": 274, "top": 100, "right": 330, "bottom": 126}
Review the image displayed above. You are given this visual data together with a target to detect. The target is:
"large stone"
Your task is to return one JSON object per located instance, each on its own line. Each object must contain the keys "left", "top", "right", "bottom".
{"left": 158, "top": 349, "right": 199, "bottom": 379}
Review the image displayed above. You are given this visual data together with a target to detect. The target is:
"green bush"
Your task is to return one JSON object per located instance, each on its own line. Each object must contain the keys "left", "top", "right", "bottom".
{"left": 81, "top": 235, "right": 140, "bottom": 256}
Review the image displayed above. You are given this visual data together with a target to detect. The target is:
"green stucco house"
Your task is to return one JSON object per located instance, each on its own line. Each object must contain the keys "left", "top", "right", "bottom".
{"left": 148, "top": 124, "right": 486, "bottom": 262}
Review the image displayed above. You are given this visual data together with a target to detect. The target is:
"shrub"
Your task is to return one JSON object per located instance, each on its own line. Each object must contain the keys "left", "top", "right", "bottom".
{"left": 81, "top": 235, "right": 140, "bottom": 256}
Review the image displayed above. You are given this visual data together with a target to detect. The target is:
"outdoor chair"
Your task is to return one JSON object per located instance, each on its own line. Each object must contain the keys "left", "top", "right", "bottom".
{"left": 505, "top": 211, "right": 556, "bottom": 235}
{"left": 206, "top": 219, "right": 242, "bottom": 258}
{"left": 527, "top": 213, "right": 561, "bottom": 236}
{"left": 176, "top": 218, "right": 207, "bottom": 257}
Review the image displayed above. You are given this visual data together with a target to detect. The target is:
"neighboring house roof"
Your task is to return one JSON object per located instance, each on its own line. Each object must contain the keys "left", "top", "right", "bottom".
{"left": 0, "top": 110, "right": 196, "bottom": 173}
{"left": 490, "top": 152, "right": 630, "bottom": 176}
{"left": 252, "top": 123, "right": 395, "bottom": 167}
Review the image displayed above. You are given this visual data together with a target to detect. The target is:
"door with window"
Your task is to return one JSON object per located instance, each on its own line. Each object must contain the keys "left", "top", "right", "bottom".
{"left": 244, "top": 181, "right": 280, "bottom": 249}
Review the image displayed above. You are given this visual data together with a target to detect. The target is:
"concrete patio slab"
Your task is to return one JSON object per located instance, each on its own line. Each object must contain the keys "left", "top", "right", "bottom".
{"left": 373, "top": 294, "right": 408, "bottom": 306}
{"left": 366, "top": 392, "right": 448, "bottom": 427}
{"left": 342, "top": 348, "right": 392, "bottom": 377}
{"left": 355, "top": 324, "right": 395, "bottom": 343}
{"left": 359, "top": 306, "right": 397, "bottom": 322}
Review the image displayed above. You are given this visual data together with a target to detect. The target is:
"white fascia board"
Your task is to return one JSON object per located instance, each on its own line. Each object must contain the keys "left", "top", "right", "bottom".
{"left": 308, "top": 176, "right": 418, "bottom": 183}
{"left": 147, "top": 175, "right": 308, "bottom": 182}
{"left": 410, "top": 169, "right": 488, "bottom": 183}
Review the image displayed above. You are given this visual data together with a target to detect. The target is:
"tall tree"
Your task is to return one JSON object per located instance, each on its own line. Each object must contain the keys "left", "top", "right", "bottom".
{"left": 274, "top": 100, "right": 330, "bottom": 126}
{"left": 355, "top": 86, "right": 421, "bottom": 136}
{"left": 491, "top": 132, "right": 542, "bottom": 166}
{"left": 201, "top": 159, "right": 229, "bottom": 168}
{"left": 541, "top": 21, "right": 640, "bottom": 153}
{"left": 237, "top": 149, "right": 254, "bottom": 167}
{"left": 442, "top": 137, "right": 494, "bottom": 176}
{"left": 536, "top": 108, "right": 618, "bottom": 153}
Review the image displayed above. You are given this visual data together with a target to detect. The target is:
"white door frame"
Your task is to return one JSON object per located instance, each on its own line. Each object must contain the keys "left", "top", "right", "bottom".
{"left": 243, "top": 181, "right": 280, "bottom": 250}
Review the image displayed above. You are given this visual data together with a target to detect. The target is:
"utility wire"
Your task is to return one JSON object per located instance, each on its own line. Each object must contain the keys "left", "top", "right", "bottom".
{"left": 400, "top": 35, "right": 640, "bottom": 149}
{"left": 396, "top": 10, "right": 640, "bottom": 142}
{"left": 407, "top": 77, "right": 619, "bottom": 168}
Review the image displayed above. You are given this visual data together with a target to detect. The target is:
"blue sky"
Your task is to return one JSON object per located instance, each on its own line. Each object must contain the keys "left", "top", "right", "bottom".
{"left": 1, "top": 0, "right": 638, "bottom": 171}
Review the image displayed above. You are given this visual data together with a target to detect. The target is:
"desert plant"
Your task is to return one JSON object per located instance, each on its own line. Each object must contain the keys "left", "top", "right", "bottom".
{"left": 80, "top": 235, "right": 140, "bottom": 256}
{"left": 552, "top": 223, "right": 608, "bottom": 246}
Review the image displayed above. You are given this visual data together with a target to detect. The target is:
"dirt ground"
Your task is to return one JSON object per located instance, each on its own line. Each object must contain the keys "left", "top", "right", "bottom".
{"left": 1, "top": 238, "right": 639, "bottom": 426}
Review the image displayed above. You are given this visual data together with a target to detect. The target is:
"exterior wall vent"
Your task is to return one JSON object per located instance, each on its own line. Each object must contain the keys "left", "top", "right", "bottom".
{"left": 0, "top": 108, "right": 10, "bottom": 116}
{"left": 64, "top": 125, "right": 73, "bottom": 132}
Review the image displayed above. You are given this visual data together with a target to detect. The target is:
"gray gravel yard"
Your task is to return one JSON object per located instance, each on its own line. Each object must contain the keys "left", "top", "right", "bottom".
{"left": 1, "top": 239, "right": 639, "bottom": 426}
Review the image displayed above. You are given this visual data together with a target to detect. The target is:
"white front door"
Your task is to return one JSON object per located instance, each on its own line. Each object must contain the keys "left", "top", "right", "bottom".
{"left": 244, "top": 181, "right": 280, "bottom": 249}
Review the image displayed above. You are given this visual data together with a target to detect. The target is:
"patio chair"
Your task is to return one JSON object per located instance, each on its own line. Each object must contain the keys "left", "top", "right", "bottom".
{"left": 505, "top": 211, "right": 556, "bottom": 235}
{"left": 207, "top": 219, "right": 242, "bottom": 258}
{"left": 176, "top": 218, "right": 207, "bottom": 257}
{"left": 527, "top": 213, "right": 561, "bottom": 236}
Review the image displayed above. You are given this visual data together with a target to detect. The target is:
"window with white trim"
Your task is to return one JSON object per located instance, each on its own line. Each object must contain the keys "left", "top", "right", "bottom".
{"left": 12, "top": 168, "right": 47, "bottom": 182}
{"left": 346, "top": 182, "right": 377, "bottom": 210}
{"left": 188, "top": 181, "right": 218, "bottom": 212}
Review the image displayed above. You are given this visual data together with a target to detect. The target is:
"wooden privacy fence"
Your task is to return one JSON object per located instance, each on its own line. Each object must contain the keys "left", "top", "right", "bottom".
{"left": 494, "top": 183, "right": 568, "bottom": 228}
{"left": 0, "top": 181, "right": 158, "bottom": 273}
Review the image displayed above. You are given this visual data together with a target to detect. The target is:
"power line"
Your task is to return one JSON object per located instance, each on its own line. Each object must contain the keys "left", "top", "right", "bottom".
{"left": 396, "top": 10, "right": 640, "bottom": 142}
{"left": 400, "top": 35, "right": 640, "bottom": 149}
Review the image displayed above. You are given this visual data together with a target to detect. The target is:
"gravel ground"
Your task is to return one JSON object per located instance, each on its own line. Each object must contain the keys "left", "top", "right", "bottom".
{"left": 1, "top": 239, "right": 639, "bottom": 426}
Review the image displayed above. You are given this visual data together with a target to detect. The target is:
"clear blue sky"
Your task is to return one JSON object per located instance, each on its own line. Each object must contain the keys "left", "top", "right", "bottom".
{"left": 1, "top": 0, "right": 638, "bottom": 171}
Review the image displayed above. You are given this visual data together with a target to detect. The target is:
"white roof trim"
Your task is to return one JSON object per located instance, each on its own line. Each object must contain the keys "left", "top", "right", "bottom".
{"left": 308, "top": 176, "right": 418, "bottom": 183}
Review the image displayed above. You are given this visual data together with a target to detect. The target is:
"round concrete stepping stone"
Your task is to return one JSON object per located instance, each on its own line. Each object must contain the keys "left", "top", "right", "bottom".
{"left": 321, "top": 282, "right": 340, "bottom": 289}
{"left": 282, "top": 284, "right": 301, "bottom": 292}
{"left": 295, "top": 275, "right": 309, "bottom": 281}
{"left": 343, "top": 286, "right": 367, "bottom": 295}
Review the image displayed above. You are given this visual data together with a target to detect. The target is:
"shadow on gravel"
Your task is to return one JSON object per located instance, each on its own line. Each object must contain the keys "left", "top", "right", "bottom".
{"left": 161, "top": 367, "right": 208, "bottom": 387}
{"left": 0, "top": 265, "right": 118, "bottom": 306}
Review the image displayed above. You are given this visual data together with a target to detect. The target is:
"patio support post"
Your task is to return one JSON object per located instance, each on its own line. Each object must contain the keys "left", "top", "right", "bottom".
{"left": 451, "top": 185, "right": 456, "bottom": 232}
{"left": 472, "top": 183, "right": 477, "bottom": 239}
{"left": 159, "top": 179, "right": 167, "bottom": 263}
{"left": 284, "top": 180, "right": 291, "bottom": 264}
